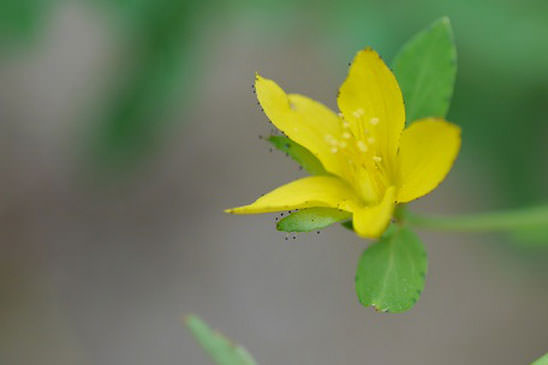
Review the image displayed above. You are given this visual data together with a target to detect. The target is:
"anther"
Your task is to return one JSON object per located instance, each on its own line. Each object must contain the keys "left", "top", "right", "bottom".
{"left": 356, "top": 140, "right": 368, "bottom": 152}
{"left": 370, "top": 117, "right": 379, "bottom": 125}
{"left": 353, "top": 108, "right": 365, "bottom": 118}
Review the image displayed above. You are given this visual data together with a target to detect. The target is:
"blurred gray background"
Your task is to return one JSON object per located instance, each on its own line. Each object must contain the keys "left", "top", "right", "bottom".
{"left": 1, "top": 1, "right": 547, "bottom": 364}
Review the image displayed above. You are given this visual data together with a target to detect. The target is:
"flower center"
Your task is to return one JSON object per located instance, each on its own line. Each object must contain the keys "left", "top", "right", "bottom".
{"left": 324, "top": 113, "right": 390, "bottom": 203}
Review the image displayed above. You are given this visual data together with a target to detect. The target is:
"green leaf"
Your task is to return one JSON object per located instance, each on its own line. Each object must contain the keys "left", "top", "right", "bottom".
{"left": 392, "top": 17, "right": 457, "bottom": 124}
{"left": 268, "top": 135, "right": 327, "bottom": 175}
{"left": 340, "top": 219, "right": 354, "bottom": 231}
{"left": 355, "top": 225, "right": 427, "bottom": 313}
{"left": 277, "top": 208, "right": 351, "bottom": 232}
{"left": 532, "top": 352, "right": 548, "bottom": 365}
{"left": 185, "top": 314, "right": 257, "bottom": 365}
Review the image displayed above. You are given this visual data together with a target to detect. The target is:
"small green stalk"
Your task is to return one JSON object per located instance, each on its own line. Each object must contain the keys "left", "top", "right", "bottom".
{"left": 398, "top": 205, "right": 548, "bottom": 233}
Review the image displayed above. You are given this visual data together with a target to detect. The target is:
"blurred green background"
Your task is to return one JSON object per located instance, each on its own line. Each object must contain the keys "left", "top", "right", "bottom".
{"left": 0, "top": 0, "right": 547, "bottom": 364}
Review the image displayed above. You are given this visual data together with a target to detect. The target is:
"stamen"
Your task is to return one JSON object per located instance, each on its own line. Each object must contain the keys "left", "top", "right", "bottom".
{"left": 324, "top": 134, "right": 337, "bottom": 145}
{"left": 331, "top": 147, "right": 339, "bottom": 153}
{"left": 342, "top": 132, "right": 351, "bottom": 139}
{"left": 372, "top": 155, "right": 382, "bottom": 162}
{"left": 353, "top": 108, "right": 365, "bottom": 118}
{"left": 370, "top": 117, "right": 379, "bottom": 126}
{"left": 367, "top": 137, "right": 376, "bottom": 144}
{"left": 356, "top": 140, "right": 368, "bottom": 152}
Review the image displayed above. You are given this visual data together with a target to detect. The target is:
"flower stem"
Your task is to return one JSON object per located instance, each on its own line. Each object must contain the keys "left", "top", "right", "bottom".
{"left": 400, "top": 205, "right": 548, "bottom": 233}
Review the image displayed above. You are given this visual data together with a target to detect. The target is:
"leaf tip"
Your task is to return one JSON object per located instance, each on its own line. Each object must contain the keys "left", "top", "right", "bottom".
{"left": 439, "top": 16, "right": 451, "bottom": 25}
{"left": 183, "top": 313, "right": 203, "bottom": 332}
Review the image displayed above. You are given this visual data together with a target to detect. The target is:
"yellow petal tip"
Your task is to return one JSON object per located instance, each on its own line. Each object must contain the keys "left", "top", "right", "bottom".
{"left": 356, "top": 47, "right": 380, "bottom": 58}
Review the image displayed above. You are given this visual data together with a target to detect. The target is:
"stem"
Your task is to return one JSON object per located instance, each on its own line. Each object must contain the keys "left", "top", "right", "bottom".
{"left": 400, "top": 205, "right": 548, "bottom": 233}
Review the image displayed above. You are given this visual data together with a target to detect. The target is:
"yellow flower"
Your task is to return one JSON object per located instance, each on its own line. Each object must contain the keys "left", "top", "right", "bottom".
{"left": 226, "top": 48, "right": 461, "bottom": 239}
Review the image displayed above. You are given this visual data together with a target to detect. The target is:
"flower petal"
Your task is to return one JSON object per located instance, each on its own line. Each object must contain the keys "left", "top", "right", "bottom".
{"left": 225, "top": 176, "right": 360, "bottom": 214}
{"left": 255, "top": 74, "right": 346, "bottom": 178}
{"left": 337, "top": 48, "right": 405, "bottom": 173}
{"left": 352, "top": 186, "right": 396, "bottom": 239}
{"left": 396, "top": 118, "right": 461, "bottom": 203}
